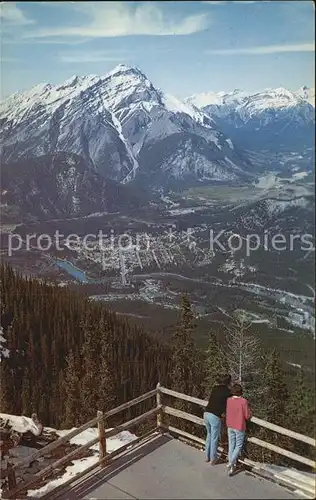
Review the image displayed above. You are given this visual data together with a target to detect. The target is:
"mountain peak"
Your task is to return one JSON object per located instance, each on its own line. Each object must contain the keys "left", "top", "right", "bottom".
{"left": 105, "top": 64, "right": 145, "bottom": 78}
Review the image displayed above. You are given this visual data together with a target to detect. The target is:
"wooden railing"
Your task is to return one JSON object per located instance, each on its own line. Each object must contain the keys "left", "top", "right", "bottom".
{"left": 158, "top": 386, "right": 316, "bottom": 463}
{"left": 3, "top": 384, "right": 316, "bottom": 499}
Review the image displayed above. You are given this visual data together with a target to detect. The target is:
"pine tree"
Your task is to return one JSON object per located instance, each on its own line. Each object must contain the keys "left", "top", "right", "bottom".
{"left": 98, "top": 316, "right": 117, "bottom": 418}
{"left": 21, "top": 367, "right": 32, "bottom": 416}
{"left": 259, "top": 348, "right": 289, "bottom": 464}
{"left": 171, "top": 294, "right": 197, "bottom": 395}
{"left": 0, "top": 360, "right": 12, "bottom": 413}
{"left": 63, "top": 350, "right": 81, "bottom": 428}
{"left": 263, "top": 348, "right": 288, "bottom": 424}
{"left": 170, "top": 294, "right": 200, "bottom": 433}
{"left": 286, "top": 368, "right": 316, "bottom": 460}
{"left": 80, "top": 311, "right": 100, "bottom": 421}
{"left": 204, "top": 331, "right": 228, "bottom": 397}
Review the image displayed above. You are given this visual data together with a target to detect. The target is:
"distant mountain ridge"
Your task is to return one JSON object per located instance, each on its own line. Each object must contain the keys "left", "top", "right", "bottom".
{"left": 0, "top": 65, "right": 314, "bottom": 219}
{"left": 186, "top": 86, "right": 315, "bottom": 152}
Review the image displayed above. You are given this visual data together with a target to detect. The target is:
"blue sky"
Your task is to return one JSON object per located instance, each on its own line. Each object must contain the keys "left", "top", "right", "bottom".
{"left": 1, "top": 1, "right": 314, "bottom": 99}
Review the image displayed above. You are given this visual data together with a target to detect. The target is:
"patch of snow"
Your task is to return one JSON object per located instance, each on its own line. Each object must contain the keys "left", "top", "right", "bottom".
{"left": 286, "top": 362, "right": 302, "bottom": 369}
{"left": 0, "top": 326, "right": 10, "bottom": 361}
{"left": 27, "top": 426, "right": 137, "bottom": 497}
{"left": 0, "top": 413, "right": 42, "bottom": 436}
{"left": 292, "top": 171, "right": 308, "bottom": 180}
{"left": 255, "top": 173, "right": 281, "bottom": 190}
{"left": 27, "top": 455, "right": 99, "bottom": 498}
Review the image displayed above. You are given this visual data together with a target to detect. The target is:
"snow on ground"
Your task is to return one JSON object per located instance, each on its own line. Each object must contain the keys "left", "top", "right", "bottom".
{"left": 255, "top": 173, "right": 281, "bottom": 190}
{"left": 27, "top": 455, "right": 100, "bottom": 498}
{"left": 258, "top": 464, "right": 316, "bottom": 498}
{"left": 0, "top": 413, "right": 137, "bottom": 498}
{"left": 27, "top": 428, "right": 137, "bottom": 497}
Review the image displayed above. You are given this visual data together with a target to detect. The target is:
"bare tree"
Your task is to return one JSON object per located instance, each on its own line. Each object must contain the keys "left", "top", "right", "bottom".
{"left": 218, "top": 308, "right": 264, "bottom": 407}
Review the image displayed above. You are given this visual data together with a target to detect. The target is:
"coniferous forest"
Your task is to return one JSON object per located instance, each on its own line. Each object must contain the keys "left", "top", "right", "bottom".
{"left": 0, "top": 264, "right": 315, "bottom": 467}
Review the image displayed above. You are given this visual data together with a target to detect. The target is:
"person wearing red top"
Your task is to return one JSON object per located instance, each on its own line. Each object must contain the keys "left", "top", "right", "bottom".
{"left": 226, "top": 383, "right": 252, "bottom": 476}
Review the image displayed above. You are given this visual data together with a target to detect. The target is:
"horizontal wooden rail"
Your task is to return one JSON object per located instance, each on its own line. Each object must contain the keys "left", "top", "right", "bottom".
{"left": 105, "top": 388, "right": 157, "bottom": 418}
{"left": 159, "top": 386, "right": 315, "bottom": 446}
{"left": 40, "top": 429, "right": 157, "bottom": 500}
{"left": 160, "top": 386, "right": 206, "bottom": 407}
{"left": 4, "top": 406, "right": 161, "bottom": 499}
{"left": 247, "top": 437, "right": 315, "bottom": 468}
{"left": 12, "top": 414, "right": 100, "bottom": 471}
{"left": 158, "top": 389, "right": 316, "bottom": 469}
{"left": 250, "top": 416, "right": 316, "bottom": 447}
{"left": 163, "top": 406, "right": 204, "bottom": 426}
{"left": 12, "top": 389, "right": 157, "bottom": 474}
{"left": 104, "top": 406, "right": 160, "bottom": 440}
{"left": 4, "top": 385, "right": 316, "bottom": 499}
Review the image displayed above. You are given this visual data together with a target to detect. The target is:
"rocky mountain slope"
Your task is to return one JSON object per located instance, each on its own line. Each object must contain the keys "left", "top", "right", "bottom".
{"left": 0, "top": 152, "right": 149, "bottom": 222}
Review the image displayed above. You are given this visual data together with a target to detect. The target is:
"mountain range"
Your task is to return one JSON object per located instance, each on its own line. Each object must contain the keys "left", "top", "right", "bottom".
{"left": 186, "top": 86, "right": 314, "bottom": 152}
{"left": 0, "top": 65, "right": 314, "bottom": 221}
{"left": 0, "top": 65, "right": 253, "bottom": 193}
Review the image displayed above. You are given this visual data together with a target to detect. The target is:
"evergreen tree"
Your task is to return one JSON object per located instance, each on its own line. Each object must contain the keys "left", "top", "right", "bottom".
{"left": 80, "top": 311, "right": 101, "bottom": 421}
{"left": 170, "top": 294, "right": 200, "bottom": 432}
{"left": 62, "top": 350, "right": 82, "bottom": 428}
{"left": 286, "top": 368, "right": 316, "bottom": 460}
{"left": 171, "top": 294, "right": 197, "bottom": 396}
{"left": 204, "top": 331, "right": 228, "bottom": 397}
{"left": 0, "top": 361, "right": 12, "bottom": 413}
{"left": 259, "top": 348, "right": 289, "bottom": 464}
{"left": 98, "top": 316, "right": 117, "bottom": 419}
{"left": 263, "top": 348, "right": 288, "bottom": 424}
{"left": 21, "top": 367, "right": 32, "bottom": 416}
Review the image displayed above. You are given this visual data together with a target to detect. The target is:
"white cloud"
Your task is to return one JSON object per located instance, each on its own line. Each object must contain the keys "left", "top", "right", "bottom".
{"left": 3, "top": 38, "right": 89, "bottom": 46}
{"left": 25, "top": 1, "right": 210, "bottom": 39}
{"left": 59, "top": 51, "right": 130, "bottom": 64}
{"left": 0, "top": 2, "right": 34, "bottom": 25}
{"left": 202, "top": 1, "right": 258, "bottom": 5}
{"left": 206, "top": 43, "right": 314, "bottom": 55}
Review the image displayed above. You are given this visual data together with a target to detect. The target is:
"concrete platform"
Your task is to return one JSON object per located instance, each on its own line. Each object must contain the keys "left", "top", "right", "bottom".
{"left": 52, "top": 433, "right": 299, "bottom": 500}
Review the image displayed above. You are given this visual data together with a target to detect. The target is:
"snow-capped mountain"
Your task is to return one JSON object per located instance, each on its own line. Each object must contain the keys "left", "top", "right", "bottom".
{"left": 0, "top": 74, "right": 138, "bottom": 184}
{"left": 186, "top": 87, "right": 315, "bottom": 152}
{"left": 0, "top": 64, "right": 253, "bottom": 192}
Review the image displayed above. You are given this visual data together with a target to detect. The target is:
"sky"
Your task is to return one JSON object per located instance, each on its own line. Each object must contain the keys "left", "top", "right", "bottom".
{"left": 0, "top": 1, "right": 315, "bottom": 99}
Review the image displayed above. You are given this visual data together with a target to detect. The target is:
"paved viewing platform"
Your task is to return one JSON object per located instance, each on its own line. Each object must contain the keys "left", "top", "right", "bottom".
{"left": 50, "top": 433, "right": 299, "bottom": 500}
{"left": 5, "top": 387, "right": 314, "bottom": 500}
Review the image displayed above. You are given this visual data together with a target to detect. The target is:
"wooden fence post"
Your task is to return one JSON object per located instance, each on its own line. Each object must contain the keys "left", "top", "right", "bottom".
{"left": 156, "top": 383, "right": 163, "bottom": 432}
{"left": 97, "top": 411, "right": 106, "bottom": 461}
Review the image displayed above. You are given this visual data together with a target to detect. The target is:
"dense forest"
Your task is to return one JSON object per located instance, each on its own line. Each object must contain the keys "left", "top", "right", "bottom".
{"left": 0, "top": 264, "right": 315, "bottom": 467}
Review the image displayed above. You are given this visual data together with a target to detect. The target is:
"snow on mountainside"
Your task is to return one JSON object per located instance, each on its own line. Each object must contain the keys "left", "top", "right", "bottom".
{"left": 187, "top": 87, "right": 315, "bottom": 152}
{"left": 0, "top": 64, "right": 253, "bottom": 191}
{"left": 0, "top": 75, "right": 138, "bottom": 184}
{"left": 297, "top": 86, "right": 315, "bottom": 107}
{"left": 186, "top": 89, "right": 250, "bottom": 109}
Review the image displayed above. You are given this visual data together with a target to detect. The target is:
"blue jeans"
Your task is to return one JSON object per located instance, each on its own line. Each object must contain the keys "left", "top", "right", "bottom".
{"left": 204, "top": 412, "right": 221, "bottom": 461}
{"left": 227, "top": 428, "right": 245, "bottom": 467}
